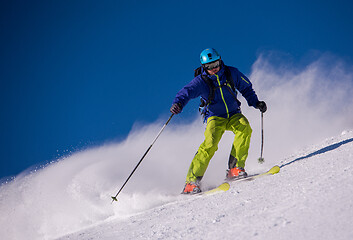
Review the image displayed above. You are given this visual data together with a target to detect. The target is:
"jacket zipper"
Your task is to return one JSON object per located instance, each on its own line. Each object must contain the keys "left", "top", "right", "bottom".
{"left": 215, "top": 74, "right": 229, "bottom": 118}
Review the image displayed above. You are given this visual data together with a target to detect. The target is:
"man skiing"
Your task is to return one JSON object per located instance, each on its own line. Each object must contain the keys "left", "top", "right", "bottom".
{"left": 170, "top": 48, "right": 267, "bottom": 194}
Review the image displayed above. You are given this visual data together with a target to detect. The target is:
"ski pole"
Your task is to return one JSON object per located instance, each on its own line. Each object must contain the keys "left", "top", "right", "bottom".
{"left": 258, "top": 112, "right": 265, "bottom": 163}
{"left": 111, "top": 113, "right": 174, "bottom": 203}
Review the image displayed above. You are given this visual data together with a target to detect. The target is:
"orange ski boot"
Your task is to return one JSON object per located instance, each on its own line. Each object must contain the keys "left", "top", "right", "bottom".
{"left": 226, "top": 167, "right": 248, "bottom": 180}
{"left": 182, "top": 182, "right": 201, "bottom": 194}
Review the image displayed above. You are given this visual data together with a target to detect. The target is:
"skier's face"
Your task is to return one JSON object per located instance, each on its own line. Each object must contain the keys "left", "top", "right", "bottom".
{"left": 204, "top": 59, "right": 221, "bottom": 75}
{"left": 207, "top": 66, "right": 220, "bottom": 75}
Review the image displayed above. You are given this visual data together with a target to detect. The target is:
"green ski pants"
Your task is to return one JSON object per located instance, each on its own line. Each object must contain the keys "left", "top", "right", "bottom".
{"left": 186, "top": 113, "right": 252, "bottom": 183}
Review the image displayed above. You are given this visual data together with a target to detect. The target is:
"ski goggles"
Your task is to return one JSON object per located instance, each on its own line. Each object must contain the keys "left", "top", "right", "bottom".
{"left": 203, "top": 60, "right": 221, "bottom": 70}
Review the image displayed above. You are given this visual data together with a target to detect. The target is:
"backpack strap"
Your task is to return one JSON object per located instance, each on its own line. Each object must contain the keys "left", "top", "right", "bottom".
{"left": 201, "top": 74, "right": 215, "bottom": 105}
{"left": 224, "top": 66, "right": 235, "bottom": 92}
{"left": 194, "top": 67, "right": 216, "bottom": 105}
{"left": 224, "top": 66, "right": 242, "bottom": 106}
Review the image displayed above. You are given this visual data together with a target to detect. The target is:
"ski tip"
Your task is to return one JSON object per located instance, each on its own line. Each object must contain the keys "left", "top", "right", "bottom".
{"left": 268, "top": 165, "right": 280, "bottom": 174}
{"left": 203, "top": 182, "right": 230, "bottom": 195}
{"left": 219, "top": 182, "right": 230, "bottom": 191}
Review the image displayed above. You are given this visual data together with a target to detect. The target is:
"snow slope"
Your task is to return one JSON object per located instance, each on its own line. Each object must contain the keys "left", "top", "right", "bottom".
{"left": 59, "top": 130, "right": 353, "bottom": 240}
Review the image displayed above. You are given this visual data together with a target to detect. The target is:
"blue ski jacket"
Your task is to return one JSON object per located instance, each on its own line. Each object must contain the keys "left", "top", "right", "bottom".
{"left": 172, "top": 63, "right": 259, "bottom": 121}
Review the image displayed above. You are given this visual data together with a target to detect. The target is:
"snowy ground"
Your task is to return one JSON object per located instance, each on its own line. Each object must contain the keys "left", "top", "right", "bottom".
{"left": 58, "top": 130, "right": 353, "bottom": 240}
{"left": 1, "top": 127, "right": 353, "bottom": 240}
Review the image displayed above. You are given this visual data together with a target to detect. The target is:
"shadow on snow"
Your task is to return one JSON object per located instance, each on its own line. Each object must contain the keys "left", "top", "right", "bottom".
{"left": 279, "top": 137, "right": 353, "bottom": 168}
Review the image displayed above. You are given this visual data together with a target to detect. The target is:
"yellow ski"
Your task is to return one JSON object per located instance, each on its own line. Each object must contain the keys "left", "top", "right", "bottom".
{"left": 228, "top": 165, "right": 280, "bottom": 183}
{"left": 252, "top": 165, "right": 280, "bottom": 179}
{"left": 192, "top": 166, "right": 280, "bottom": 196}
{"left": 203, "top": 182, "right": 230, "bottom": 195}
{"left": 203, "top": 165, "right": 280, "bottom": 195}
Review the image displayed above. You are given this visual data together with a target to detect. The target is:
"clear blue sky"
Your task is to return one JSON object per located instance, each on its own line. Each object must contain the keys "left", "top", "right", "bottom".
{"left": 1, "top": 0, "right": 353, "bottom": 179}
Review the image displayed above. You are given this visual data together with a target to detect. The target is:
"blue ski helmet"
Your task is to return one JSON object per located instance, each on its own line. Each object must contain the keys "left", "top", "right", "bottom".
{"left": 200, "top": 48, "right": 221, "bottom": 64}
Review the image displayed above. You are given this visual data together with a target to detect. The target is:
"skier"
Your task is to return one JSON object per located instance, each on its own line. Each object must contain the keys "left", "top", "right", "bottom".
{"left": 170, "top": 48, "right": 267, "bottom": 194}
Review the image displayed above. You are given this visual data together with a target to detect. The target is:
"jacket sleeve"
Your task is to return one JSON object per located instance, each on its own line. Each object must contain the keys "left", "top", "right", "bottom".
{"left": 231, "top": 67, "right": 259, "bottom": 107}
{"left": 172, "top": 77, "right": 208, "bottom": 109}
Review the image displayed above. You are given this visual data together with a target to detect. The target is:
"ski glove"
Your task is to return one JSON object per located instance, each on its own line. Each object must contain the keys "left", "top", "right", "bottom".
{"left": 256, "top": 101, "right": 267, "bottom": 113}
{"left": 170, "top": 103, "right": 182, "bottom": 114}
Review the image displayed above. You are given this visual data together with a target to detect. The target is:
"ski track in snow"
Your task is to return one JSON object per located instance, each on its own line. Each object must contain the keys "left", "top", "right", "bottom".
{"left": 58, "top": 130, "right": 353, "bottom": 240}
